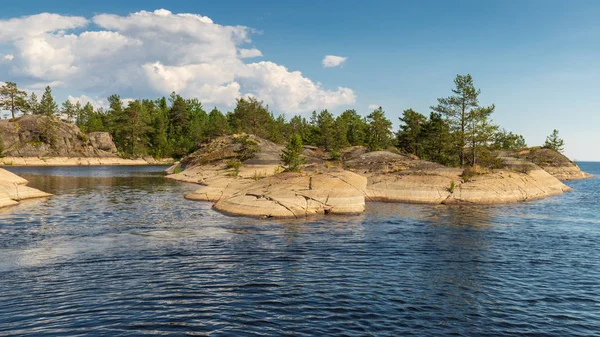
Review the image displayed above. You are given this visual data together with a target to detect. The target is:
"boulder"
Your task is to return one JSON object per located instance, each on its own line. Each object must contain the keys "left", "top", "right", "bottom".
{"left": 213, "top": 170, "right": 367, "bottom": 218}
{"left": 88, "top": 132, "right": 118, "bottom": 153}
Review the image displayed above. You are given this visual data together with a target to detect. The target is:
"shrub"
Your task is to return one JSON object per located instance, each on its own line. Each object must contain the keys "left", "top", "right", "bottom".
{"left": 462, "top": 165, "right": 487, "bottom": 182}
{"left": 226, "top": 159, "right": 242, "bottom": 176}
{"left": 448, "top": 181, "right": 456, "bottom": 193}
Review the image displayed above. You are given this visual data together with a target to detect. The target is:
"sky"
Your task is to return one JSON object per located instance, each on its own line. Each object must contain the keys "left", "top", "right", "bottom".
{"left": 0, "top": 0, "right": 598, "bottom": 160}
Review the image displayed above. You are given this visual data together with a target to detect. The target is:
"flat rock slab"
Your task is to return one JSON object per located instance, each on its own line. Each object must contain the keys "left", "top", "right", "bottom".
{"left": 214, "top": 170, "right": 368, "bottom": 218}
{"left": 0, "top": 168, "right": 51, "bottom": 208}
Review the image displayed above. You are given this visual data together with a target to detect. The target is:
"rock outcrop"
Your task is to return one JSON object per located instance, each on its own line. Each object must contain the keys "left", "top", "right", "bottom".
{"left": 0, "top": 115, "right": 117, "bottom": 158}
{"left": 502, "top": 147, "right": 593, "bottom": 180}
{"left": 0, "top": 168, "right": 51, "bottom": 208}
{"left": 343, "top": 148, "right": 571, "bottom": 204}
{"left": 0, "top": 115, "right": 174, "bottom": 166}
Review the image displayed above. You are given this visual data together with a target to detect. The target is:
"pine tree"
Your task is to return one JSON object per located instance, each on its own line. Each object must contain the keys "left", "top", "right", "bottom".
{"left": 206, "top": 108, "right": 229, "bottom": 140}
{"left": 337, "top": 109, "right": 367, "bottom": 146}
{"left": 543, "top": 129, "right": 565, "bottom": 152}
{"left": 229, "top": 97, "right": 273, "bottom": 139}
{"left": 366, "top": 107, "right": 393, "bottom": 151}
{"left": 61, "top": 100, "right": 77, "bottom": 122}
{"left": 431, "top": 74, "right": 481, "bottom": 167}
{"left": 420, "top": 112, "right": 455, "bottom": 166}
{"left": 39, "top": 86, "right": 58, "bottom": 117}
{"left": 0, "top": 82, "right": 28, "bottom": 118}
{"left": 466, "top": 105, "right": 497, "bottom": 166}
{"left": 315, "top": 109, "right": 336, "bottom": 150}
{"left": 397, "top": 109, "right": 427, "bottom": 156}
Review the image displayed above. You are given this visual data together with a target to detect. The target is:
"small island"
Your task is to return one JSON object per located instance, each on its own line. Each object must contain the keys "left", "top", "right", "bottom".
{"left": 0, "top": 75, "right": 592, "bottom": 214}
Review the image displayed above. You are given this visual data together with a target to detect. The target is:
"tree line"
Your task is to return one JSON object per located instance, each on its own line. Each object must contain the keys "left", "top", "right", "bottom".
{"left": 0, "top": 75, "right": 565, "bottom": 167}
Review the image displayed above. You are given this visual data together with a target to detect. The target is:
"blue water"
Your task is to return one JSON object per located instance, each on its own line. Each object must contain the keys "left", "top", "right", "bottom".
{"left": 1, "top": 163, "right": 599, "bottom": 336}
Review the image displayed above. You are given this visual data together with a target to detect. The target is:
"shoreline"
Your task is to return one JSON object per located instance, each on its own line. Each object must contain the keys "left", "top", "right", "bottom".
{"left": 0, "top": 157, "right": 175, "bottom": 167}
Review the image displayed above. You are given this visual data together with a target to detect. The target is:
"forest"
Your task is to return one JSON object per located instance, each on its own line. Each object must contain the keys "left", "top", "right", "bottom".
{"left": 0, "top": 74, "right": 564, "bottom": 168}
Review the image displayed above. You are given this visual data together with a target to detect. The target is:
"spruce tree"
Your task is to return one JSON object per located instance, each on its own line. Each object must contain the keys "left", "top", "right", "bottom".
{"left": 27, "top": 93, "right": 39, "bottom": 115}
{"left": 39, "top": 86, "right": 58, "bottom": 117}
{"left": 281, "top": 134, "right": 306, "bottom": 172}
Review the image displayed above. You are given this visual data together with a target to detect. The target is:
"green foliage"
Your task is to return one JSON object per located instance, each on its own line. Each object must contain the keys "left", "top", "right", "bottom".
{"left": 397, "top": 108, "right": 427, "bottom": 156}
{"left": 432, "top": 74, "right": 489, "bottom": 167}
{"left": 419, "top": 112, "right": 456, "bottom": 166}
{"left": 61, "top": 99, "right": 78, "bottom": 123}
{"left": 281, "top": 134, "right": 306, "bottom": 172}
{"left": 493, "top": 129, "right": 527, "bottom": 150}
{"left": 229, "top": 97, "right": 273, "bottom": 139}
{"left": 466, "top": 105, "right": 498, "bottom": 166}
{"left": 366, "top": 107, "right": 393, "bottom": 151}
{"left": 543, "top": 129, "right": 565, "bottom": 152}
{"left": 337, "top": 109, "right": 367, "bottom": 146}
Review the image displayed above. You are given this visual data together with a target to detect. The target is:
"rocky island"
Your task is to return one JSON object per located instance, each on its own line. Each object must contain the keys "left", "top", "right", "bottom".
{"left": 166, "top": 134, "right": 591, "bottom": 219}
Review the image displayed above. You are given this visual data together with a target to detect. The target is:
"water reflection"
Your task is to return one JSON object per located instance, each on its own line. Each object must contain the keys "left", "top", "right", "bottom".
{"left": 0, "top": 165, "right": 599, "bottom": 336}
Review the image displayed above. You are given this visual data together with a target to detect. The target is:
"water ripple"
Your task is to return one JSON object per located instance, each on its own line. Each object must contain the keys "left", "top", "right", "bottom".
{"left": 0, "top": 164, "right": 599, "bottom": 336}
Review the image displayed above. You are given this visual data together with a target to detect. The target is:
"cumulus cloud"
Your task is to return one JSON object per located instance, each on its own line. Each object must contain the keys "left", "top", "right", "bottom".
{"left": 0, "top": 9, "right": 357, "bottom": 113}
{"left": 322, "top": 55, "right": 348, "bottom": 68}
{"left": 0, "top": 9, "right": 355, "bottom": 113}
{"left": 368, "top": 104, "right": 381, "bottom": 109}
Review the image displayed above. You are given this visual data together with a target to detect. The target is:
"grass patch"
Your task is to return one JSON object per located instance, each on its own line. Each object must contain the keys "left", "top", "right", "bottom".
{"left": 448, "top": 181, "right": 456, "bottom": 193}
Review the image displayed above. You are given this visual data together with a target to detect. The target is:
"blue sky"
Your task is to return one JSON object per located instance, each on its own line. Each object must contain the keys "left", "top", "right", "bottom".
{"left": 1, "top": 0, "right": 599, "bottom": 160}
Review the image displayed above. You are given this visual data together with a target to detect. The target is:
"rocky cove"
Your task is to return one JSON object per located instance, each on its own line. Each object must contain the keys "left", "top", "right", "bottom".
{"left": 165, "top": 134, "right": 592, "bottom": 219}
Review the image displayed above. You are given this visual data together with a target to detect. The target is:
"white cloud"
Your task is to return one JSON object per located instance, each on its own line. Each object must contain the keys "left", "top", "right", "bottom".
{"left": 238, "top": 48, "right": 263, "bottom": 58}
{"left": 242, "top": 61, "right": 355, "bottom": 113}
{"left": 322, "top": 55, "right": 348, "bottom": 68}
{"left": 0, "top": 9, "right": 355, "bottom": 113}
{"left": 2, "top": 54, "right": 13, "bottom": 61}
{"left": 0, "top": 13, "right": 87, "bottom": 42}
{"left": 368, "top": 104, "right": 381, "bottom": 109}
{"left": 68, "top": 95, "right": 107, "bottom": 110}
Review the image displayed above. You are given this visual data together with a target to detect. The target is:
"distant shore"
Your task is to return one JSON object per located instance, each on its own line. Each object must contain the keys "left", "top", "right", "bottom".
{"left": 0, "top": 157, "right": 175, "bottom": 167}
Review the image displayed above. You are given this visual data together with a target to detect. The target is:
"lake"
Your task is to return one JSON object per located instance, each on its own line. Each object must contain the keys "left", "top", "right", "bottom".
{"left": 1, "top": 163, "right": 599, "bottom": 336}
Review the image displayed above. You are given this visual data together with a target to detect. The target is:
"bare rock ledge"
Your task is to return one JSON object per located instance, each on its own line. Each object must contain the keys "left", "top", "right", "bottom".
{"left": 0, "top": 168, "right": 51, "bottom": 208}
